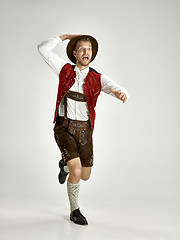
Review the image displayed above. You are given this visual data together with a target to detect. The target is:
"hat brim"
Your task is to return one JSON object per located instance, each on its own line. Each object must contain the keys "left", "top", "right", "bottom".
{"left": 66, "top": 35, "right": 98, "bottom": 64}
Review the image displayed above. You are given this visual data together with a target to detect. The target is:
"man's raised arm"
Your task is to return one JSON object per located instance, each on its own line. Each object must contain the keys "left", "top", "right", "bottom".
{"left": 37, "top": 34, "right": 82, "bottom": 76}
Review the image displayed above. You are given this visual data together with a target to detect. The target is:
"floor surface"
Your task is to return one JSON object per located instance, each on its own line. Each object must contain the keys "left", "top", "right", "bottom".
{"left": 0, "top": 198, "right": 180, "bottom": 240}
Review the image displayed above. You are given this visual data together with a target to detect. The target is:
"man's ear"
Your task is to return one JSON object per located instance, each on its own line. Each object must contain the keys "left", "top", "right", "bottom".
{"left": 73, "top": 50, "right": 76, "bottom": 58}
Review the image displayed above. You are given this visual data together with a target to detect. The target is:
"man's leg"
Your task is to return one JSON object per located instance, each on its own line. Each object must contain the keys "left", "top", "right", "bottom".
{"left": 67, "top": 157, "right": 88, "bottom": 225}
{"left": 81, "top": 167, "right": 91, "bottom": 181}
{"left": 67, "top": 157, "right": 81, "bottom": 184}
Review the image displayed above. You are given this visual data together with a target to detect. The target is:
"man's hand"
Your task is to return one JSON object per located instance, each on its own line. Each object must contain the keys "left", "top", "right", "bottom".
{"left": 110, "top": 88, "right": 127, "bottom": 103}
{"left": 60, "top": 33, "right": 82, "bottom": 41}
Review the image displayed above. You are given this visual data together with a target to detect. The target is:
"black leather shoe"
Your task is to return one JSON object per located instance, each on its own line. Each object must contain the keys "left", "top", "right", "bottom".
{"left": 70, "top": 208, "right": 88, "bottom": 225}
{"left": 58, "top": 159, "right": 69, "bottom": 184}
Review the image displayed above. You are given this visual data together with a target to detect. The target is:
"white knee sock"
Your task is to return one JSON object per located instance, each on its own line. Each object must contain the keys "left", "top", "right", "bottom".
{"left": 67, "top": 181, "right": 80, "bottom": 212}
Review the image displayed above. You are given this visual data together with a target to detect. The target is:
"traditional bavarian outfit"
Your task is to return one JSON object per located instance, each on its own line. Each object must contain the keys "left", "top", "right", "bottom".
{"left": 53, "top": 63, "right": 101, "bottom": 168}
{"left": 37, "top": 34, "right": 129, "bottom": 226}
{"left": 54, "top": 90, "right": 94, "bottom": 167}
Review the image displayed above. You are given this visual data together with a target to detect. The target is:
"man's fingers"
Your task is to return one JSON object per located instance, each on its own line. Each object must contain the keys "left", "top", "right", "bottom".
{"left": 110, "top": 88, "right": 115, "bottom": 93}
{"left": 72, "top": 33, "right": 82, "bottom": 37}
{"left": 68, "top": 33, "right": 82, "bottom": 40}
{"left": 119, "top": 92, "right": 123, "bottom": 98}
{"left": 121, "top": 94, "right": 126, "bottom": 100}
{"left": 110, "top": 88, "right": 117, "bottom": 94}
{"left": 110, "top": 88, "right": 127, "bottom": 103}
{"left": 122, "top": 95, "right": 127, "bottom": 103}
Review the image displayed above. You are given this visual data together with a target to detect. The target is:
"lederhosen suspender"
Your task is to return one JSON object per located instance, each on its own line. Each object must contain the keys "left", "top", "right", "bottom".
{"left": 63, "top": 90, "right": 86, "bottom": 119}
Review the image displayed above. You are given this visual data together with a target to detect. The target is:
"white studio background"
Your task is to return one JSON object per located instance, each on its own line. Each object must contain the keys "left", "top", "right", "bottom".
{"left": 0, "top": 0, "right": 180, "bottom": 239}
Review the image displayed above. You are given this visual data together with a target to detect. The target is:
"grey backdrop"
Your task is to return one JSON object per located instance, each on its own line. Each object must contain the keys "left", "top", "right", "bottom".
{"left": 0, "top": 0, "right": 180, "bottom": 239}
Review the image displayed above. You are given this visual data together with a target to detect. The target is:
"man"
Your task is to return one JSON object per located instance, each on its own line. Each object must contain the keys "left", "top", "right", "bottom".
{"left": 37, "top": 33, "right": 129, "bottom": 225}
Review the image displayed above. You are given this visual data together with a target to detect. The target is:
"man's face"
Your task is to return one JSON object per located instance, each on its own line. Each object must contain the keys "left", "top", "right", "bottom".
{"left": 73, "top": 40, "right": 92, "bottom": 67}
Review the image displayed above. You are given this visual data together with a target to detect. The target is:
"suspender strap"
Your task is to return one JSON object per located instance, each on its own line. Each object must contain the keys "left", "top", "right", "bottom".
{"left": 63, "top": 93, "right": 68, "bottom": 119}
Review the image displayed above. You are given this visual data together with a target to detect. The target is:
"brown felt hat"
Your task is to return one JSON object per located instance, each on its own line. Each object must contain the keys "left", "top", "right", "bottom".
{"left": 66, "top": 35, "right": 98, "bottom": 64}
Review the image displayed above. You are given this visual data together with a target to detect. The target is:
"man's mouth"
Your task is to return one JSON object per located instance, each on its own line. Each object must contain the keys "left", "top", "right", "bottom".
{"left": 82, "top": 56, "right": 89, "bottom": 61}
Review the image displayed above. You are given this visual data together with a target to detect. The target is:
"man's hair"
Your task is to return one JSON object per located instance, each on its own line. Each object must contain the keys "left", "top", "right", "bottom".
{"left": 73, "top": 37, "right": 92, "bottom": 51}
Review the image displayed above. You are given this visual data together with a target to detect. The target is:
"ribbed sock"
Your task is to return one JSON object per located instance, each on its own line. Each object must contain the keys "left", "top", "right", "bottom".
{"left": 67, "top": 180, "right": 80, "bottom": 212}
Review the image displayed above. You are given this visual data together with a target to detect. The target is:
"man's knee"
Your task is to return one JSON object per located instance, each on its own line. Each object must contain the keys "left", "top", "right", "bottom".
{"left": 72, "top": 168, "right": 82, "bottom": 180}
{"left": 67, "top": 157, "right": 82, "bottom": 181}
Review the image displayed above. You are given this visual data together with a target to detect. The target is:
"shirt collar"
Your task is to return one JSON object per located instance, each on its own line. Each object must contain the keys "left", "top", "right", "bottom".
{"left": 74, "top": 65, "right": 89, "bottom": 75}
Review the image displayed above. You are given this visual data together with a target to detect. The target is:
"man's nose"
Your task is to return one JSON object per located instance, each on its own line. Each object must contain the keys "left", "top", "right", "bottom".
{"left": 83, "top": 48, "right": 87, "bottom": 54}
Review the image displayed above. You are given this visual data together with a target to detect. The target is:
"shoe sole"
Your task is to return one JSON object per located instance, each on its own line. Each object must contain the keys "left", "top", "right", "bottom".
{"left": 70, "top": 216, "right": 88, "bottom": 225}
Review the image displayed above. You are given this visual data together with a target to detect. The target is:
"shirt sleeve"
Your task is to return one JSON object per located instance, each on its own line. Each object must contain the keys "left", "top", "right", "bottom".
{"left": 37, "top": 36, "right": 67, "bottom": 76}
{"left": 101, "top": 73, "right": 130, "bottom": 99}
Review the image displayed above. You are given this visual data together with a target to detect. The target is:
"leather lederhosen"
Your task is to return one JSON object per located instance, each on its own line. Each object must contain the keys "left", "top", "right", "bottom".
{"left": 53, "top": 90, "right": 94, "bottom": 167}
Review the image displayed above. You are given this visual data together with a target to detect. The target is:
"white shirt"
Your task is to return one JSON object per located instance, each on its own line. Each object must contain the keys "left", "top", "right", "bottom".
{"left": 37, "top": 36, "right": 130, "bottom": 121}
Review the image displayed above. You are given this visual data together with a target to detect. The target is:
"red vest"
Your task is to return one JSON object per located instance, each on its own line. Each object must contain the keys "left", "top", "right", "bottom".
{"left": 53, "top": 63, "right": 101, "bottom": 131}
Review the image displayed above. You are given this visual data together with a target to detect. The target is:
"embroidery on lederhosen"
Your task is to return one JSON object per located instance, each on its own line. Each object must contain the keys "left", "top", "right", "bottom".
{"left": 68, "top": 91, "right": 86, "bottom": 102}
{"left": 79, "top": 129, "right": 88, "bottom": 145}
{"left": 68, "top": 128, "right": 76, "bottom": 136}
{"left": 89, "top": 154, "right": 93, "bottom": 165}
{"left": 61, "top": 148, "right": 71, "bottom": 162}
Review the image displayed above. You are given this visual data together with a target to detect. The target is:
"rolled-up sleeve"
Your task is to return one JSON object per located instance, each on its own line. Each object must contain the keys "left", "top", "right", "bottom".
{"left": 101, "top": 73, "right": 130, "bottom": 99}
{"left": 37, "top": 36, "right": 67, "bottom": 76}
